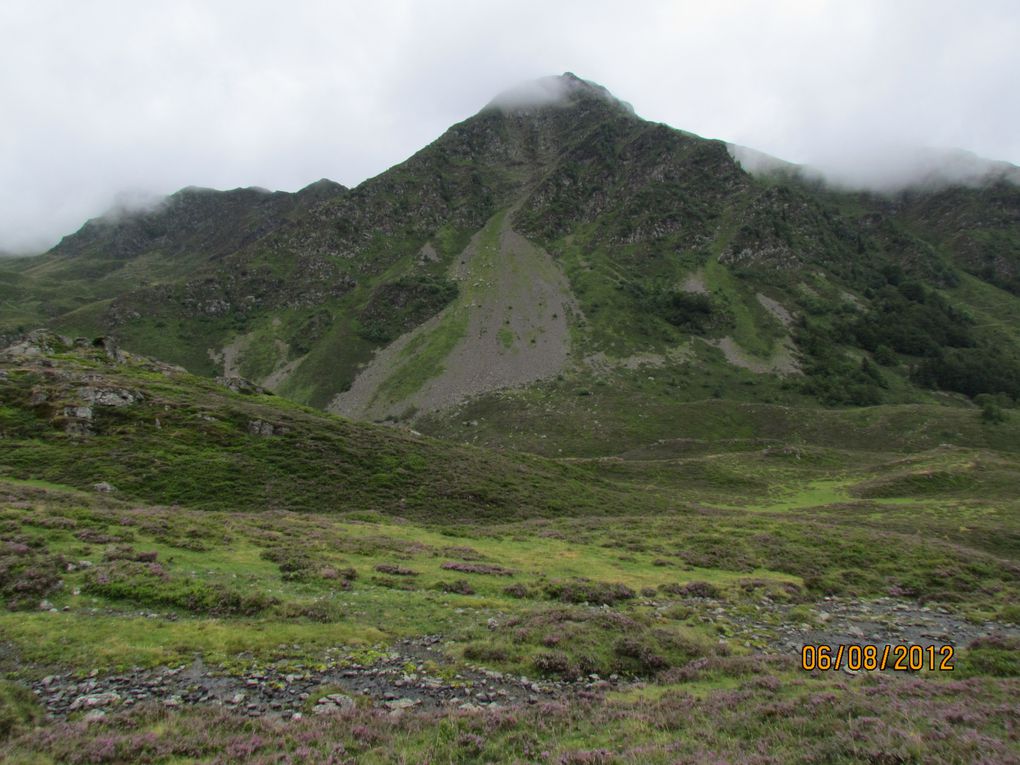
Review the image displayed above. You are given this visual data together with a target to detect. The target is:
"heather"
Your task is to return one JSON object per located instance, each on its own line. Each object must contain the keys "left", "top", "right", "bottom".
{"left": 5, "top": 674, "right": 1018, "bottom": 764}
{"left": 0, "top": 337, "right": 1017, "bottom": 762}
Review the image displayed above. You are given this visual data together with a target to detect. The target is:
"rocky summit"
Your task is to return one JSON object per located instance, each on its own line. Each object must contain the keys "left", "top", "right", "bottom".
{"left": 0, "top": 74, "right": 1018, "bottom": 763}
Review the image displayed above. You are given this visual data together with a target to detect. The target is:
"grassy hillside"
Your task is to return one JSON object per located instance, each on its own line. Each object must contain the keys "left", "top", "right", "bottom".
{"left": 0, "top": 338, "right": 1018, "bottom": 762}
{"left": 4, "top": 74, "right": 1019, "bottom": 429}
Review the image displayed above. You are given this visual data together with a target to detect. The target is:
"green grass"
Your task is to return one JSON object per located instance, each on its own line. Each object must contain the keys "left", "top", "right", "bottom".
{"left": 1, "top": 338, "right": 1019, "bottom": 762}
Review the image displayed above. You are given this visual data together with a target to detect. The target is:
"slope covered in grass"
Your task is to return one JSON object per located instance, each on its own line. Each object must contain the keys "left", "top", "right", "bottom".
{"left": 0, "top": 334, "right": 656, "bottom": 523}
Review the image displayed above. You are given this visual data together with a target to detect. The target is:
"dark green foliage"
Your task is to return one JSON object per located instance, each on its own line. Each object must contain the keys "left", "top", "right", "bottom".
{"left": 957, "top": 636, "right": 1020, "bottom": 677}
{"left": 0, "top": 681, "right": 43, "bottom": 741}
{"left": 82, "top": 560, "right": 277, "bottom": 615}
{"left": 435, "top": 579, "right": 474, "bottom": 595}
{"left": 374, "top": 563, "right": 419, "bottom": 576}
{"left": 976, "top": 394, "right": 1011, "bottom": 424}
{"left": 654, "top": 290, "right": 716, "bottom": 332}
{"left": 356, "top": 276, "right": 458, "bottom": 343}
{"left": 854, "top": 282, "right": 974, "bottom": 357}
{"left": 659, "top": 581, "right": 720, "bottom": 599}
{"left": 544, "top": 578, "right": 636, "bottom": 605}
{"left": 290, "top": 309, "right": 334, "bottom": 355}
{"left": 914, "top": 347, "right": 1020, "bottom": 399}
{"left": 795, "top": 319, "right": 885, "bottom": 406}
{"left": 0, "top": 540, "right": 65, "bottom": 610}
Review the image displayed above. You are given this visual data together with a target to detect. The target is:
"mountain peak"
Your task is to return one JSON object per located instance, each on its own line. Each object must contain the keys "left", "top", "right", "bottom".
{"left": 486, "top": 72, "right": 635, "bottom": 115}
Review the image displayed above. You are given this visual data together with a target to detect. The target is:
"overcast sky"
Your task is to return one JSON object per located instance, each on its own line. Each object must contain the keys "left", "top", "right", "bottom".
{"left": 1, "top": 0, "right": 1018, "bottom": 254}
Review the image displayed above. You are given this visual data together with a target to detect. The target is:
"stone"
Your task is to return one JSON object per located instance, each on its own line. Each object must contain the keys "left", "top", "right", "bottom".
{"left": 384, "top": 698, "right": 419, "bottom": 711}
{"left": 77, "top": 386, "right": 141, "bottom": 407}
{"left": 312, "top": 693, "right": 355, "bottom": 715}
{"left": 71, "top": 691, "right": 121, "bottom": 710}
{"left": 93, "top": 482, "right": 115, "bottom": 493}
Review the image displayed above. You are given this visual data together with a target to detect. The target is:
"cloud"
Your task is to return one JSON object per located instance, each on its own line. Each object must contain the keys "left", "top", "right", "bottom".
{"left": 0, "top": 0, "right": 1018, "bottom": 253}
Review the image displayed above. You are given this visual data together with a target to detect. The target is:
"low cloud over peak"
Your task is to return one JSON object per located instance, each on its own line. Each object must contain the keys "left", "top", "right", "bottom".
{"left": 1, "top": 1, "right": 1017, "bottom": 254}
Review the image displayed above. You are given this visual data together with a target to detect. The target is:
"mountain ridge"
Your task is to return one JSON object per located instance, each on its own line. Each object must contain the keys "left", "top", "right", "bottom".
{"left": 3, "top": 73, "right": 1019, "bottom": 448}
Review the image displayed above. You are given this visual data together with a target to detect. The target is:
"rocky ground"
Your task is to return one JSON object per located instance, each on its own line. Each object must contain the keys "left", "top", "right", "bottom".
{"left": 686, "top": 595, "right": 1019, "bottom": 657}
{"left": 16, "top": 597, "right": 1019, "bottom": 722}
{"left": 22, "top": 635, "right": 603, "bottom": 723}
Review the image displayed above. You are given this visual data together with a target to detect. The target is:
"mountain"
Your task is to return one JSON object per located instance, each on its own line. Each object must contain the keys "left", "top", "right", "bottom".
{"left": 1, "top": 322, "right": 1019, "bottom": 765}
{"left": 3, "top": 73, "right": 1019, "bottom": 455}
{"left": 2, "top": 72, "right": 1020, "bottom": 760}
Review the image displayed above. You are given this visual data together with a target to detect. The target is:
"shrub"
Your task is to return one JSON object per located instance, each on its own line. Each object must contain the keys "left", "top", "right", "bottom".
{"left": 545, "top": 579, "right": 636, "bottom": 605}
{"left": 260, "top": 547, "right": 318, "bottom": 582}
{"left": 659, "top": 581, "right": 720, "bottom": 599}
{"left": 435, "top": 579, "right": 474, "bottom": 595}
{"left": 532, "top": 651, "right": 573, "bottom": 676}
{"left": 276, "top": 600, "right": 337, "bottom": 622}
{"left": 0, "top": 546, "right": 65, "bottom": 610}
{"left": 103, "top": 545, "right": 158, "bottom": 563}
{"left": 613, "top": 637, "right": 669, "bottom": 672}
{"left": 374, "top": 563, "right": 418, "bottom": 576}
{"left": 319, "top": 566, "right": 357, "bottom": 583}
{"left": 82, "top": 560, "right": 276, "bottom": 615}
{"left": 440, "top": 561, "right": 513, "bottom": 576}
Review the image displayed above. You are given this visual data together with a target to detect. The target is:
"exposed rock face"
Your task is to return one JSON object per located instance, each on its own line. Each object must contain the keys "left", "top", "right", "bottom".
{"left": 247, "top": 419, "right": 287, "bottom": 437}
{"left": 330, "top": 211, "right": 577, "bottom": 420}
{"left": 312, "top": 693, "right": 356, "bottom": 715}
{"left": 77, "top": 386, "right": 142, "bottom": 407}
{"left": 4, "top": 73, "right": 1020, "bottom": 415}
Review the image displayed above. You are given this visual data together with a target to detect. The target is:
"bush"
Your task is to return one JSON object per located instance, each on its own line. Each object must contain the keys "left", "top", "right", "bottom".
{"left": 276, "top": 600, "right": 338, "bottom": 622}
{"left": 82, "top": 560, "right": 276, "bottom": 615}
{"left": 435, "top": 579, "right": 474, "bottom": 595}
{"left": 544, "top": 578, "right": 636, "bottom": 605}
{"left": 261, "top": 547, "right": 319, "bottom": 582}
{"left": 440, "top": 561, "right": 513, "bottom": 576}
{"left": 914, "top": 347, "right": 1020, "bottom": 399}
{"left": 374, "top": 564, "right": 418, "bottom": 576}
{"left": 957, "top": 635, "right": 1020, "bottom": 677}
{"left": 659, "top": 581, "right": 721, "bottom": 599}
{"left": 0, "top": 545, "right": 65, "bottom": 611}
{"left": 532, "top": 650, "right": 573, "bottom": 676}
{"left": 655, "top": 291, "right": 715, "bottom": 332}
{"left": 463, "top": 643, "right": 512, "bottom": 663}
{"left": 613, "top": 637, "right": 668, "bottom": 672}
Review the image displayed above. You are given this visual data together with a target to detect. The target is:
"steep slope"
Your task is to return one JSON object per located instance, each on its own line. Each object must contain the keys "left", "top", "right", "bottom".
{"left": 3, "top": 73, "right": 1020, "bottom": 445}
{"left": 330, "top": 209, "right": 577, "bottom": 420}
{"left": 0, "top": 331, "right": 657, "bottom": 521}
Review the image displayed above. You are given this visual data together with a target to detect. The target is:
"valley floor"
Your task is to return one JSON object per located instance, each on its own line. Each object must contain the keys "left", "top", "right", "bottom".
{"left": 1, "top": 468, "right": 1017, "bottom": 763}
{"left": 0, "top": 342, "right": 1018, "bottom": 762}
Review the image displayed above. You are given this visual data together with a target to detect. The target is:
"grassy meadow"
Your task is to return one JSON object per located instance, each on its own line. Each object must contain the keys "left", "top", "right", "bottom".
{"left": 0, "top": 338, "right": 1017, "bottom": 762}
